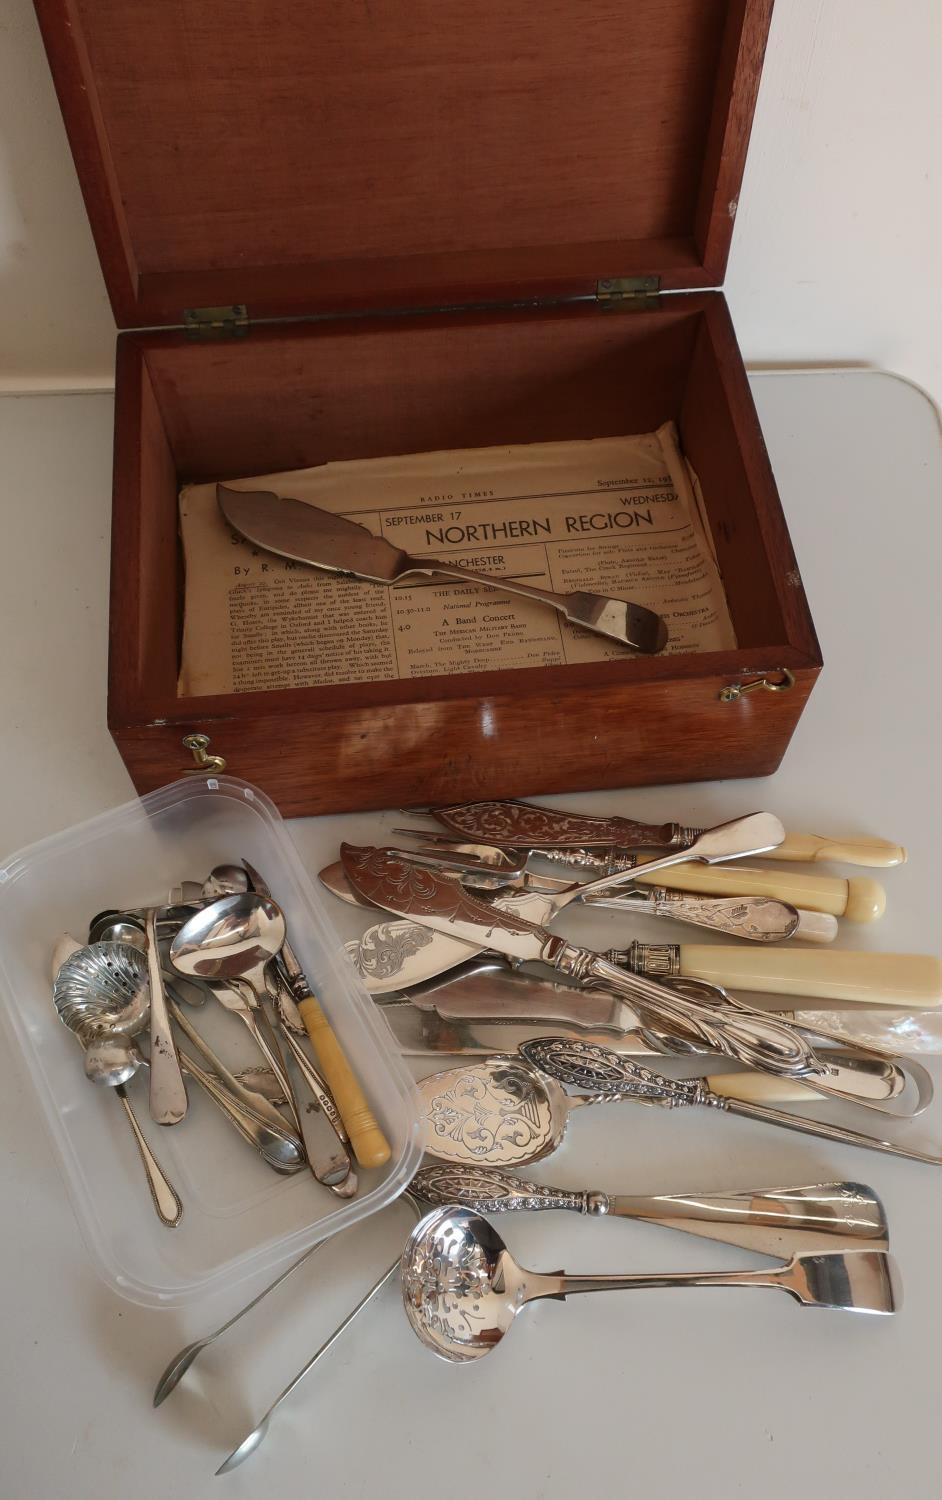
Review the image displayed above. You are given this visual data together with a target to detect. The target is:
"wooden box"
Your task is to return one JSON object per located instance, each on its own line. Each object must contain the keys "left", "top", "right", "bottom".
{"left": 34, "top": 0, "right": 822, "bottom": 817}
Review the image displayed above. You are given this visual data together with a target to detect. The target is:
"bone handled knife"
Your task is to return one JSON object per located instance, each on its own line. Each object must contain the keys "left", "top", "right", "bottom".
{"left": 613, "top": 942, "right": 942, "bottom": 1008}
{"left": 338, "top": 844, "right": 825, "bottom": 1081}
{"left": 426, "top": 799, "right": 906, "bottom": 867}
{"left": 345, "top": 910, "right": 942, "bottom": 1009}
{"left": 319, "top": 856, "right": 886, "bottom": 924}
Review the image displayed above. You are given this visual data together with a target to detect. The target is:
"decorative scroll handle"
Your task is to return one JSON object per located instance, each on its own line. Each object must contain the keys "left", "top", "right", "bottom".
{"left": 521, "top": 1038, "right": 942, "bottom": 1169}
{"left": 530, "top": 848, "right": 639, "bottom": 874}
{"left": 549, "top": 944, "right": 826, "bottom": 1080}
{"left": 412, "top": 1163, "right": 588, "bottom": 1214}
{"left": 646, "top": 892, "right": 799, "bottom": 940}
{"left": 520, "top": 1038, "right": 710, "bottom": 1106}
{"left": 432, "top": 799, "right": 693, "bottom": 851}
{"left": 591, "top": 890, "right": 800, "bottom": 941}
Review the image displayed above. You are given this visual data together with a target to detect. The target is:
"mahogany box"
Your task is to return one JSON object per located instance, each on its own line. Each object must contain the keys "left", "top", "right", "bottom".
{"left": 33, "top": 0, "right": 821, "bottom": 816}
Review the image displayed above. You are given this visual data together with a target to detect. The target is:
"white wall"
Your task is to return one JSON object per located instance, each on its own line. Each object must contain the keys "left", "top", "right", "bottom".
{"left": 1, "top": 0, "right": 940, "bottom": 404}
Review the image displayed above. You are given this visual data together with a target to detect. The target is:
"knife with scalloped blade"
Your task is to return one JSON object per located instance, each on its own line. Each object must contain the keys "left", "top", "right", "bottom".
{"left": 218, "top": 485, "right": 668, "bottom": 652}
{"left": 338, "top": 844, "right": 825, "bottom": 1080}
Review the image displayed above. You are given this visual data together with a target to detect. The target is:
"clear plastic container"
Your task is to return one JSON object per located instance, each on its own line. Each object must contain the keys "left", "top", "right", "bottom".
{"left": 0, "top": 775, "right": 423, "bottom": 1308}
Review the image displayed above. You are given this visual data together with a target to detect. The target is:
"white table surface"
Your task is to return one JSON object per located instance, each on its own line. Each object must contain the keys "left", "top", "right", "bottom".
{"left": 1, "top": 370, "right": 940, "bottom": 1499}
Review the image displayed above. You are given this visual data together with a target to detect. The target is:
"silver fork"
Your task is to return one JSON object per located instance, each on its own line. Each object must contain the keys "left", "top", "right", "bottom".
{"left": 386, "top": 835, "right": 836, "bottom": 943}
{"left": 391, "top": 825, "right": 636, "bottom": 875}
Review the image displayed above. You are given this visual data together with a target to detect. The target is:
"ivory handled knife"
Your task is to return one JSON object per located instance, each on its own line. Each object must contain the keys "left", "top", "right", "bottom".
{"left": 424, "top": 799, "right": 906, "bottom": 868}
{"left": 338, "top": 843, "right": 825, "bottom": 1081}
{"left": 373, "top": 968, "right": 924, "bottom": 1107}
{"left": 342, "top": 908, "right": 942, "bottom": 1008}
{"left": 319, "top": 856, "right": 886, "bottom": 924}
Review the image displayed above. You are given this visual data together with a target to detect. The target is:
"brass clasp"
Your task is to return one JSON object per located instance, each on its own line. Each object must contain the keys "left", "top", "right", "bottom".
{"left": 182, "top": 732, "right": 227, "bottom": 773}
{"left": 719, "top": 668, "right": 796, "bottom": 703}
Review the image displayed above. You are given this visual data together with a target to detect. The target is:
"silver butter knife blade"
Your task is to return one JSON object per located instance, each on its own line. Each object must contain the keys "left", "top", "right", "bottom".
{"left": 375, "top": 1001, "right": 658, "bottom": 1057}
{"left": 340, "top": 845, "right": 569, "bottom": 977}
{"left": 218, "top": 488, "right": 668, "bottom": 653}
{"left": 394, "top": 964, "right": 631, "bottom": 1031}
{"left": 346, "top": 915, "right": 524, "bottom": 993}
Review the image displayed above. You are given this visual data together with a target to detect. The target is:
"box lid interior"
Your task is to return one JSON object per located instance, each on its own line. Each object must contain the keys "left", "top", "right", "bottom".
{"left": 35, "top": 0, "right": 773, "bottom": 329}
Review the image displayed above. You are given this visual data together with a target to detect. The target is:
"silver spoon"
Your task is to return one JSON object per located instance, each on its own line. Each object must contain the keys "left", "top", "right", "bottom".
{"left": 200, "top": 867, "right": 348, "bottom": 1152}
{"left": 409, "top": 1164, "right": 889, "bottom": 1256}
{"left": 202, "top": 863, "right": 250, "bottom": 899}
{"left": 170, "top": 1045, "right": 306, "bottom": 1174}
{"left": 200, "top": 866, "right": 354, "bottom": 1142}
{"left": 85, "top": 1024, "right": 305, "bottom": 1174}
{"left": 52, "top": 939, "right": 183, "bottom": 1227}
{"left": 55, "top": 941, "right": 302, "bottom": 1168}
{"left": 92, "top": 910, "right": 209, "bottom": 1009}
{"left": 401, "top": 1207, "right": 901, "bottom": 1363}
{"left": 213, "top": 1194, "right": 425, "bottom": 1474}
{"left": 89, "top": 914, "right": 149, "bottom": 950}
{"left": 201, "top": 865, "right": 357, "bottom": 1164}
{"left": 215, "top": 1255, "right": 400, "bottom": 1474}
{"left": 166, "top": 995, "right": 292, "bottom": 1134}
{"left": 152, "top": 1158, "right": 885, "bottom": 1410}
{"left": 88, "top": 1053, "right": 183, "bottom": 1226}
{"left": 143, "top": 907, "right": 188, "bottom": 1126}
{"left": 523, "top": 1036, "right": 942, "bottom": 1168}
{"left": 170, "top": 896, "right": 353, "bottom": 1190}
{"left": 417, "top": 1054, "right": 716, "bottom": 1168}
{"left": 170, "top": 897, "right": 299, "bottom": 1114}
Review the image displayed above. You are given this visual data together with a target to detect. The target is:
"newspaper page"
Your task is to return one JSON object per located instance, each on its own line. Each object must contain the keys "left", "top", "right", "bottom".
{"left": 177, "top": 422, "right": 736, "bottom": 697}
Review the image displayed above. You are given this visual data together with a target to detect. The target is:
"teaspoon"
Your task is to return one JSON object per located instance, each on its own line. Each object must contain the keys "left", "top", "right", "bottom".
{"left": 52, "top": 937, "right": 183, "bottom": 1227}
{"left": 170, "top": 896, "right": 354, "bottom": 1190}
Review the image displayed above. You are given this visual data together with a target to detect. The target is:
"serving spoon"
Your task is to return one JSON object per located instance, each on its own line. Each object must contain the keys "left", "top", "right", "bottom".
{"left": 408, "top": 1163, "right": 888, "bottom": 1256}
{"left": 170, "top": 896, "right": 354, "bottom": 1190}
{"left": 153, "top": 1164, "right": 884, "bottom": 1414}
{"left": 401, "top": 1207, "right": 901, "bottom": 1362}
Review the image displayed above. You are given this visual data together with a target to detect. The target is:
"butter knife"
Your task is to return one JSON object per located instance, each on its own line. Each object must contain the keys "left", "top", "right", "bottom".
{"left": 338, "top": 847, "right": 837, "bottom": 942}
{"left": 375, "top": 1000, "right": 657, "bottom": 1057}
{"left": 319, "top": 855, "right": 886, "bottom": 924}
{"left": 339, "top": 843, "right": 823, "bottom": 1080}
{"left": 342, "top": 903, "right": 942, "bottom": 1008}
{"left": 218, "top": 485, "right": 667, "bottom": 653}
{"left": 425, "top": 798, "right": 906, "bottom": 868}
{"left": 371, "top": 972, "right": 926, "bottom": 1112}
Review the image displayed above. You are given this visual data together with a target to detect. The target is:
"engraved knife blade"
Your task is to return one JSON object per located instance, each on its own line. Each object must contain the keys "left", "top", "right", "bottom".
{"left": 339, "top": 844, "right": 824, "bottom": 1080}
{"left": 429, "top": 798, "right": 694, "bottom": 851}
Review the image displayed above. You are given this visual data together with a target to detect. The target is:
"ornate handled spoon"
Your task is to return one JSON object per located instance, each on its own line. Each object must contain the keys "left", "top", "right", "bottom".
{"left": 523, "top": 1037, "right": 942, "bottom": 1167}
{"left": 410, "top": 1164, "right": 888, "bottom": 1256}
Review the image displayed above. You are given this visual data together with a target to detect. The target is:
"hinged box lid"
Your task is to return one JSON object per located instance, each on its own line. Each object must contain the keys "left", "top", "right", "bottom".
{"left": 34, "top": 0, "right": 773, "bottom": 329}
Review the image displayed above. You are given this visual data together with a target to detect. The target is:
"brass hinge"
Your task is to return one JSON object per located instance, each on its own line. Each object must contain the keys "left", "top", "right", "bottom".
{"left": 595, "top": 276, "right": 660, "bottom": 310}
{"left": 183, "top": 304, "right": 249, "bottom": 339}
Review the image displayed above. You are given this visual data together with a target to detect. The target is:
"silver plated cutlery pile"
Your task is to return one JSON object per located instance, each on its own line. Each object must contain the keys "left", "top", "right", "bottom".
{"left": 142, "top": 792, "right": 942, "bottom": 1473}
{"left": 49, "top": 860, "right": 393, "bottom": 1227}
